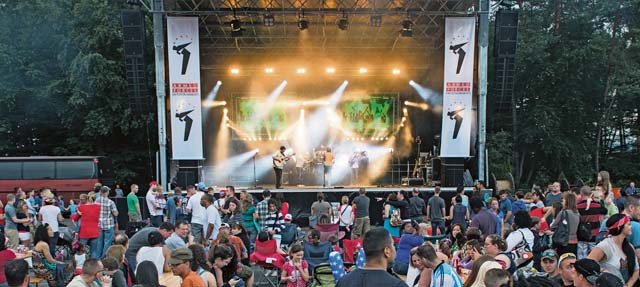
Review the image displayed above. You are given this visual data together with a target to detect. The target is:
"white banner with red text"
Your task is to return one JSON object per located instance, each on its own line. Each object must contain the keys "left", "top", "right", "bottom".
{"left": 440, "top": 17, "right": 476, "bottom": 157}
{"left": 167, "top": 17, "right": 204, "bottom": 159}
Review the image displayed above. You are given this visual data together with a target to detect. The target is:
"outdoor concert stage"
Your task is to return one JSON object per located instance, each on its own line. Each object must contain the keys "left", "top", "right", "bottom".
{"left": 243, "top": 185, "right": 471, "bottom": 194}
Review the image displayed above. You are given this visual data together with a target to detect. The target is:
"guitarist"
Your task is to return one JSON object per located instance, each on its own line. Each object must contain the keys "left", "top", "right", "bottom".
{"left": 272, "top": 146, "right": 291, "bottom": 189}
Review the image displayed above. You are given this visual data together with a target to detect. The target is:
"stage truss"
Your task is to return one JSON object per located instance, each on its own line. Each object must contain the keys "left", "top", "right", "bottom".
{"left": 159, "top": 0, "right": 476, "bottom": 58}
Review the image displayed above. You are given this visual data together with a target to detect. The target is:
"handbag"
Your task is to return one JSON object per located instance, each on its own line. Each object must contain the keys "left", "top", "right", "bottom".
{"left": 552, "top": 210, "right": 570, "bottom": 247}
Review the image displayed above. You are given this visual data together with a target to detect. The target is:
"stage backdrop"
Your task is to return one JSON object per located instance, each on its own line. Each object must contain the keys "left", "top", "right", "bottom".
{"left": 440, "top": 17, "right": 476, "bottom": 157}
{"left": 167, "top": 17, "right": 204, "bottom": 159}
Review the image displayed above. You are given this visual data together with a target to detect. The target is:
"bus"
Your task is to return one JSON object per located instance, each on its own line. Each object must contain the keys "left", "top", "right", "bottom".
{"left": 0, "top": 156, "right": 114, "bottom": 200}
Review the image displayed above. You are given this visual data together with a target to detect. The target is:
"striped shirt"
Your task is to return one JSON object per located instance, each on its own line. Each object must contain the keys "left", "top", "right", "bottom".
{"left": 430, "top": 261, "right": 463, "bottom": 287}
{"left": 577, "top": 199, "right": 607, "bottom": 240}
{"left": 262, "top": 211, "right": 285, "bottom": 234}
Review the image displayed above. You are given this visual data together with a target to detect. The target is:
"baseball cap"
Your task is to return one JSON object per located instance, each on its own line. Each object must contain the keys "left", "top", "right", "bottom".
{"left": 595, "top": 272, "right": 624, "bottom": 287}
{"left": 100, "top": 186, "right": 111, "bottom": 193}
{"left": 168, "top": 248, "right": 193, "bottom": 265}
{"left": 574, "top": 258, "right": 601, "bottom": 285}
{"left": 220, "top": 223, "right": 230, "bottom": 229}
{"left": 196, "top": 182, "right": 206, "bottom": 191}
{"left": 541, "top": 249, "right": 557, "bottom": 260}
{"left": 149, "top": 181, "right": 158, "bottom": 186}
{"left": 284, "top": 214, "right": 292, "bottom": 222}
{"left": 558, "top": 253, "right": 576, "bottom": 268}
{"left": 219, "top": 189, "right": 226, "bottom": 196}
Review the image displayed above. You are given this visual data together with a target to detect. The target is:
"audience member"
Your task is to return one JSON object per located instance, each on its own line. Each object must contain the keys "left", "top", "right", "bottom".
{"left": 555, "top": 253, "right": 577, "bottom": 287}
{"left": 166, "top": 220, "right": 193, "bottom": 251}
{"left": 351, "top": 188, "right": 371, "bottom": 239}
{"left": 125, "top": 222, "right": 174, "bottom": 275}
{"left": 336, "top": 227, "right": 407, "bottom": 287}
{"left": 427, "top": 187, "right": 446, "bottom": 235}
{"left": 416, "top": 243, "right": 463, "bottom": 286}
{"left": 281, "top": 243, "right": 310, "bottom": 287}
{"left": 201, "top": 194, "right": 222, "bottom": 243}
{"left": 573, "top": 258, "right": 601, "bottom": 287}
{"left": 338, "top": 195, "right": 354, "bottom": 240}
{"left": 187, "top": 184, "right": 207, "bottom": 243}
{"left": 209, "top": 245, "right": 243, "bottom": 287}
{"left": 587, "top": 214, "right": 639, "bottom": 285}
{"left": 135, "top": 261, "right": 165, "bottom": 287}
{"left": 0, "top": 233, "right": 16, "bottom": 286}
{"left": 550, "top": 192, "right": 580, "bottom": 255}
{"left": 169, "top": 248, "right": 206, "bottom": 287}
{"left": 409, "top": 189, "right": 426, "bottom": 223}
{"left": 187, "top": 244, "right": 217, "bottom": 287}
{"left": 540, "top": 249, "right": 559, "bottom": 280}
{"left": 483, "top": 268, "right": 512, "bottom": 287}
{"left": 4, "top": 259, "right": 29, "bottom": 287}
{"left": 67, "top": 258, "right": 112, "bottom": 287}
{"left": 103, "top": 256, "right": 127, "bottom": 287}
{"left": 127, "top": 184, "right": 142, "bottom": 222}
{"left": 470, "top": 197, "right": 497, "bottom": 238}
{"left": 393, "top": 221, "right": 424, "bottom": 275}
{"left": 135, "top": 231, "right": 171, "bottom": 275}
{"left": 96, "top": 186, "right": 119, "bottom": 258}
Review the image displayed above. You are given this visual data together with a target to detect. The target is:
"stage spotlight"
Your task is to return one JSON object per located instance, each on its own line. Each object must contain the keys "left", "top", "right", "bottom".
{"left": 263, "top": 14, "right": 275, "bottom": 26}
{"left": 217, "top": 80, "right": 222, "bottom": 85}
{"left": 230, "top": 68, "right": 240, "bottom": 75}
{"left": 298, "top": 17, "right": 309, "bottom": 30}
{"left": 409, "top": 80, "right": 415, "bottom": 85}
{"left": 359, "top": 67, "right": 368, "bottom": 74}
{"left": 403, "top": 107, "right": 408, "bottom": 114}
{"left": 265, "top": 67, "right": 274, "bottom": 74}
{"left": 337, "top": 13, "right": 349, "bottom": 30}
{"left": 230, "top": 18, "right": 243, "bottom": 37}
{"left": 225, "top": 123, "right": 231, "bottom": 127}
{"left": 326, "top": 67, "right": 336, "bottom": 74}
{"left": 223, "top": 108, "right": 228, "bottom": 114}
{"left": 401, "top": 18, "right": 413, "bottom": 37}
{"left": 296, "top": 68, "right": 306, "bottom": 74}
{"left": 392, "top": 69, "right": 401, "bottom": 75}
{"left": 370, "top": 15, "right": 382, "bottom": 27}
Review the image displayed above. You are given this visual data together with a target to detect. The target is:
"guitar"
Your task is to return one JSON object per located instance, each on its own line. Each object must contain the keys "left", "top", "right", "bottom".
{"left": 273, "top": 152, "right": 296, "bottom": 168}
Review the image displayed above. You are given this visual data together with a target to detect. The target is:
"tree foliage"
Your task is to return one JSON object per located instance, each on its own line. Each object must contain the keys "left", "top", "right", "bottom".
{"left": 489, "top": 0, "right": 640, "bottom": 186}
{"left": 0, "top": 0, "right": 155, "bottom": 183}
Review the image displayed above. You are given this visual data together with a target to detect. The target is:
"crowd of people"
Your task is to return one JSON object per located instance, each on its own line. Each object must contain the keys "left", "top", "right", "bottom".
{"left": 0, "top": 172, "right": 637, "bottom": 287}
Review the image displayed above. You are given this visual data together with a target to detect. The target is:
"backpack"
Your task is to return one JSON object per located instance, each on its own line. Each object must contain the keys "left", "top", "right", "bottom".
{"left": 390, "top": 208, "right": 403, "bottom": 227}
{"left": 552, "top": 210, "right": 570, "bottom": 247}
{"left": 577, "top": 222, "right": 593, "bottom": 242}
{"left": 511, "top": 230, "right": 533, "bottom": 268}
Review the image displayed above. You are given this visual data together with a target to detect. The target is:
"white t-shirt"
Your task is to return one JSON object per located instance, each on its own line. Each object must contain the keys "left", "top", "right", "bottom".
{"left": 39, "top": 205, "right": 60, "bottom": 232}
{"left": 506, "top": 228, "right": 535, "bottom": 251}
{"left": 136, "top": 246, "right": 165, "bottom": 275}
{"left": 338, "top": 204, "right": 354, "bottom": 227}
{"left": 146, "top": 191, "right": 162, "bottom": 216}
{"left": 74, "top": 254, "right": 87, "bottom": 270}
{"left": 206, "top": 205, "right": 221, "bottom": 240}
{"left": 213, "top": 198, "right": 226, "bottom": 211}
{"left": 595, "top": 237, "right": 639, "bottom": 281}
{"left": 187, "top": 192, "right": 206, "bottom": 225}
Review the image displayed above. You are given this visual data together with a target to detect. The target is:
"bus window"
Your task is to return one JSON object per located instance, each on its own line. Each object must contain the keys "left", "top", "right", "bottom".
{"left": 56, "top": 161, "right": 97, "bottom": 179}
{"left": 0, "top": 162, "right": 22, "bottom": 180}
{"left": 23, "top": 161, "right": 55, "bottom": 180}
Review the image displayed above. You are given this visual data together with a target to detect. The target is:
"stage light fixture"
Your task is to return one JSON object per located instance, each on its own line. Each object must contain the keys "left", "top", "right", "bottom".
{"left": 401, "top": 18, "right": 413, "bottom": 37}
{"left": 403, "top": 107, "right": 408, "bottom": 114}
{"left": 230, "top": 68, "right": 240, "bottom": 75}
{"left": 298, "top": 11, "right": 309, "bottom": 30}
{"left": 392, "top": 69, "right": 401, "bottom": 75}
{"left": 296, "top": 68, "right": 306, "bottom": 74}
{"left": 326, "top": 67, "right": 336, "bottom": 74}
{"left": 337, "top": 12, "right": 349, "bottom": 30}
{"left": 230, "top": 18, "right": 243, "bottom": 37}
{"left": 265, "top": 67, "right": 274, "bottom": 74}
{"left": 217, "top": 80, "right": 222, "bottom": 85}
{"left": 409, "top": 80, "right": 415, "bottom": 85}
{"left": 263, "top": 14, "right": 275, "bottom": 26}
{"left": 370, "top": 15, "right": 382, "bottom": 27}
{"left": 359, "top": 67, "right": 368, "bottom": 74}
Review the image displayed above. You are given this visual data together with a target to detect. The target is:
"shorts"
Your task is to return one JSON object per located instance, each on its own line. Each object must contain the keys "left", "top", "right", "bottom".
{"left": 237, "top": 264, "right": 253, "bottom": 280}
{"left": 18, "top": 232, "right": 31, "bottom": 241}
{"left": 128, "top": 212, "right": 142, "bottom": 222}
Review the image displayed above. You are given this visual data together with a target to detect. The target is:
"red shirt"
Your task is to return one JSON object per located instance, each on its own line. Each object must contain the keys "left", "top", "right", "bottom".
{"left": 0, "top": 249, "right": 16, "bottom": 283}
{"left": 78, "top": 204, "right": 101, "bottom": 238}
{"left": 0, "top": 207, "right": 5, "bottom": 225}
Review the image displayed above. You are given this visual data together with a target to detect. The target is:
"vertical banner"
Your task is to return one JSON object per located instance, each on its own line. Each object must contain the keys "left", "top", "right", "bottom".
{"left": 167, "top": 17, "right": 203, "bottom": 159}
{"left": 440, "top": 17, "right": 476, "bottom": 157}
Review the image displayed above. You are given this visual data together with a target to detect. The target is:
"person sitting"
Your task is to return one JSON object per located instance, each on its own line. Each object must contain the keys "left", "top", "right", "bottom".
{"left": 458, "top": 240, "right": 482, "bottom": 270}
{"left": 102, "top": 257, "right": 127, "bottom": 287}
{"left": 133, "top": 261, "right": 165, "bottom": 287}
{"left": 336, "top": 227, "right": 408, "bottom": 287}
{"left": 484, "top": 234, "right": 514, "bottom": 273}
{"left": 32, "top": 224, "right": 72, "bottom": 286}
{"left": 393, "top": 221, "right": 424, "bottom": 275}
{"left": 187, "top": 244, "right": 217, "bottom": 287}
{"left": 4, "top": 259, "right": 29, "bottom": 287}
{"left": 0, "top": 231, "right": 16, "bottom": 286}
{"left": 462, "top": 255, "right": 495, "bottom": 287}
{"left": 136, "top": 231, "right": 171, "bottom": 275}
{"left": 572, "top": 258, "right": 601, "bottom": 287}
{"left": 483, "top": 268, "right": 512, "bottom": 287}
{"left": 539, "top": 249, "right": 559, "bottom": 280}
{"left": 169, "top": 248, "right": 206, "bottom": 287}
{"left": 465, "top": 257, "right": 502, "bottom": 287}
{"left": 67, "top": 258, "right": 113, "bottom": 287}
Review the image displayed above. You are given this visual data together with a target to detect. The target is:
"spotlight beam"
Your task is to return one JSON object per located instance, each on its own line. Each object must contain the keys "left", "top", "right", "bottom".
{"left": 409, "top": 80, "right": 442, "bottom": 104}
{"left": 202, "top": 81, "right": 222, "bottom": 116}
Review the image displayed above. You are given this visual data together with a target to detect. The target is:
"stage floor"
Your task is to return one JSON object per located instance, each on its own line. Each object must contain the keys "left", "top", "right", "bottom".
{"left": 242, "top": 185, "right": 473, "bottom": 193}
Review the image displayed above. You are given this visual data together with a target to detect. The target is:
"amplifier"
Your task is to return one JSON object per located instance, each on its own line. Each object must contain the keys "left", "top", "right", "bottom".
{"left": 401, "top": 177, "right": 425, "bottom": 186}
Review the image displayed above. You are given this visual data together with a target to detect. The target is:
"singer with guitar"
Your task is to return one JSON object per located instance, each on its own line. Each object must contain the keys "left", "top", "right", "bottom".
{"left": 273, "top": 146, "right": 295, "bottom": 189}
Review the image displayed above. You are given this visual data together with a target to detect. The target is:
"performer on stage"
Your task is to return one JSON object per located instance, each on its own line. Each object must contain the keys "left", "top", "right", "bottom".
{"left": 323, "top": 147, "right": 335, "bottom": 188}
{"left": 349, "top": 151, "right": 361, "bottom": 185}
{"left": 272, "top": 146, "right": 290, "bottom": 189}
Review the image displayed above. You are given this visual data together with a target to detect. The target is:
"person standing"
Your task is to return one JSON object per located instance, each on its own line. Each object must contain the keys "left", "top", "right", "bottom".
{"left": 201, "top": 194, "right": 221, "bottom": 244}
{"left": 546, "top": 182, "right": 563, "bottom": 207}
{"left": 167, "top": 189, "right": 178, "bottom": 224}
{"left": 627, "top": 182, "right": 637, "bottom": 196}
{"left": 256, "top": 190, "right": 272, "bottom": 230}
{"left": 498, "top": 190, "right": 513, "bottom": 225}
{"left": 311, "top": 192, "right": 333, "bottom": 222}
{"left": 408, "top": 189, "right": 426, "bottom": 223}
{"left": 426, "top": 187, "right": 446, "bottom": 236}
{"left": 338, "top": 196, "right": 354, "bottom": 240}
{"left": 77, "top": 194, "right": 101, "bottom": 259}
{"left": 146, "top": 184, "right": 164, "bottom": 227}
{"left": 335, "top": 228, "right": 408, "bottom": 287}
{"left": 4, "top": 194, "right": 30, "bottom": 249}
{"left": 127, "top": 184, "right": 141, "bottom": 222}
{"left": 555, "top": 253, "right": 577, "bottom": 287}
{"left": 96, "top": 186, "right": 119, "bottom": 259}
{"left": 550, "top": 192, "right": 580, "bottom": 256}
{"left": 38, "top": 193, "right": 63, "bottom": 256}
{"left": 187, "top": 184, "right": 206, "bottom": 243}
{"left": 587, "top": 214, "right": 639, "bottom": 285}
{"left": 272, "top": 146, "right": 289, "bottom": 189}
{"left": 469, "top": 197, "right": 497, "bottom": 238}
{"left": 115, "top": 185, "right": 124, "bottom": 198}
{"left": 351, "top": 188, "right": 370, "bottom": 239}
{"left": 323, "top": 147, "right": 335, "bottom": 188}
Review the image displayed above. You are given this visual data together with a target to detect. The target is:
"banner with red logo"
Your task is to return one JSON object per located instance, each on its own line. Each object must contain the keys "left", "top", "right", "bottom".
{"left": 440, "top": 17, "right": 476, "bottom": 157}
{"left": 167, "top": 17, "right": 203, "bottom": 159}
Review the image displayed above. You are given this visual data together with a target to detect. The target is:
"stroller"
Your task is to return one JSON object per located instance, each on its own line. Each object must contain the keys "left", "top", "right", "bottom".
{"left": 55, "top": 224, "right": 75, "bottom": 261}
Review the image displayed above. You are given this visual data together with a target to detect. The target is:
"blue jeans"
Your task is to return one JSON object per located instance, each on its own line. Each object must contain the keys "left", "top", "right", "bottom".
{"left": 97, "top": 227, "right": 115, "bottom": 258}
{"left": 151, "top": 215, "right": 163, "bottom": 227}
{"left": 431, "top": 220, "right": 445, "bottom": 236}
{"left": 191, "top": 223, "right": 203, "bottom": 243}
{"left": 50, "top": 232, "right": 59, "bottom": 257}
{"left": 79, "top": 237, "right": 99, "bottom": 259}
{"left": 392, "top": 260, "right": 409, "bottom": 275}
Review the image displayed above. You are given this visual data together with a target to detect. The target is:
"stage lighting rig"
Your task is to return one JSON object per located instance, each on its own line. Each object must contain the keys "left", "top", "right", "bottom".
{"left": 263, "top": 14, "right": 275, "bottom": 26}
{"left": 401, "top": 18, "right": 414, "bottom": 37}
{"left": 337, "top": 12, "right": 349, "bottom": 30}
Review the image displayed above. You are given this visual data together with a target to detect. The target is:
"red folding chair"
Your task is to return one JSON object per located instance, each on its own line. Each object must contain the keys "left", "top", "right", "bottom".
{"left": 342, "top": 238, "right": 364, "bottom": 263}
{"left": 315, "top": 223, "right": 340, "bottom": 242}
